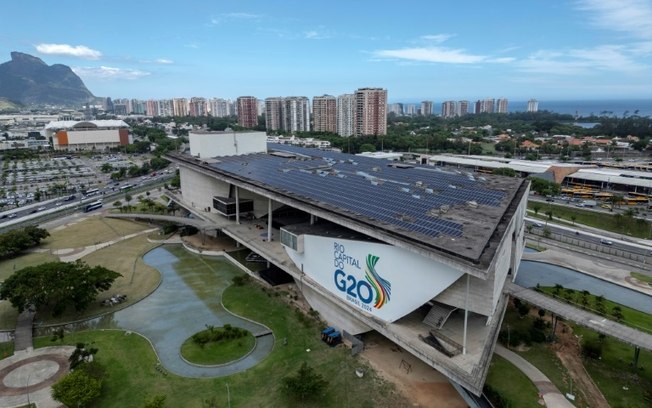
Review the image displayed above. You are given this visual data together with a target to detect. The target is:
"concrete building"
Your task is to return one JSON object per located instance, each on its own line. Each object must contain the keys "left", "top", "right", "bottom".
{"left": 264, "top": 97, "right": 284, "bottom": 132}
{"left": 172, "top": 98, "right": 188, "bottom": 116}
{"left": 237, "top": 96, "right": 259, "bottom": 129}
{"left": 209, "top": 98, "right": 231, "bottom": 118}
{"left": 337, "top": 93, "right": 355, "bottom": 137}
{"left": 527, "top": 99, "right": 539, "bottom": 113}
{"left": 188, "top": 130, "right": 266, "bottom": 158}
{"left": 420, "top": 100, "right": 433, "bottom": 116}
{"left": 457, "top": 100, "right": 471, "bottom": 116}
{"left": 312, "top": 95, "right": 337, "bottom": 133}
{"left": 475, "top": 98, "right": 495, "bottom": 114}
{"left": 442, "top": 101, "right": 457, "bottom": 118}
{"left": 405, "top": 104, "right": 417, "bottom": 116}
{"left": 282, "top": 97, "right": 310, "bottom": 133}
{"left": 388, "top": 103, "right": 404, "bottom": 116}
{"left": 354, "top": 87, "right": 387, "bottom": 136}
{"left": 44, "top": 120, "right": 131, "bottom": 151}
{"left": 189, "top": 97, "right": 208, "bottom": 117}
{"left": 166, "top": 142, "right": 529, "bottom": 396}
{"left": 496, "top": 98, "right": 509, "bottom": 114}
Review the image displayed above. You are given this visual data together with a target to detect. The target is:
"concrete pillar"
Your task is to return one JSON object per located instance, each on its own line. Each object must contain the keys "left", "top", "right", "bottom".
{"left": 463, "top": 274, "right": 469, "bottom": 355}
{"left": 310, "top": 214, "right": 315, "bottom": 225}
{"left": 235, "top": 185, "right": 240, "bottom": 225}
{"left": 267, "top": 198, "right": 272, "bottom": 242}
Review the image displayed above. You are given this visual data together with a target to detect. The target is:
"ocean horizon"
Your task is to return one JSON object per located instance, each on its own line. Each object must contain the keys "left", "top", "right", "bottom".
{"left": 392, "top": 99, "right": 652, "bottom": 118}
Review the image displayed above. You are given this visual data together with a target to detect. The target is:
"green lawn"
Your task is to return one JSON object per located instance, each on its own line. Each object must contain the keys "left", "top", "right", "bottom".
{"left": 0, "top": 251, "right": 57, "bottom": 281}
{"left": 527, "top": 202, "right": 652, "bottom": 239}
{"left": 33, "top": 277, "right": 408, "bottom": 407}
{"left": 42, "top": 217, "right": 152, "bottom": 250}
{"left": 573, "top": 326, "right": 652, "bottom": 408}
{"left": 538, "top": 286, "right": 652, "bottom": 334}
{"left": 0, "top": 341, "right": 13, "bottom": 359}
{"left": 485, "top": 354, "right": 541, "bottom": 407}
{"left": 180, "top": 329, "right": 255, "bottom": 365}
{"left": 631, "top": 272, "right": 652, "bottom": 284}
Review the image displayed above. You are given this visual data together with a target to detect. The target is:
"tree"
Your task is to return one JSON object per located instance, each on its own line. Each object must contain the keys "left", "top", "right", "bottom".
{"left": 281, "top": 362, "right": 328, "bottom": 402}
{"left": 0, "top": 261, "right": 121, "bottom": 316}
{"left": 492, "top": 167, "right": 517, "bottom": 177}
{"left": 611, "top": 306, "right": 624, "bottom": 322}
{"left": 532, "top": 203, "right": 541, "bottom": 215}
{"left": 570, "top": 215, "right": 576, "bottom": 225}
{"left": 52, "top": 369, "right": 102, "bottom": 408}
{"left": 100, "top": 163, "right": 113, "bottom": 173}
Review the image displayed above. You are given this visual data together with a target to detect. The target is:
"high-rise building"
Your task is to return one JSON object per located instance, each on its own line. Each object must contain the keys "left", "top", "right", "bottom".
{"left": 475, "top": 98, "right": 495, "bottom": 114}
{"left": 441, "top": 101, "right": 457, "bottom": 118}
{"left": 209, "top": 98, "right": 231, "bottom": 117}
{"left": 527, "top": 99, "right": 539, "bottom": 113}
{"left": 312, "top": 95, "right": 337, "bottom": 133}
{"left": 420, "top": 101, "right": 433, "bottom": 116}
{"left": 237, "top": 96, "right": 259, "bottom": 128}
{"left": 337, "top": 94, "right": 355, "bottom": 137}
{"left": 172, "top": 98, "right": 188, "bottom": 116}
{"left": 282, "top": 96, "right": 310, "bottom": 133}
{"left": 265, "top": 97, "right": 284, "bottom": 132}
{"left": 496, "top": 98, "right": 508, "bottom": 114}
{"left": 159, "top": 99, "right": 173, "bottom": 117}
{"left": 189, "top": 97, "right": 207, "bottom": 117}
{"left": 354, "top": 88, "right": 387, "bottom": 137}
{"left": 457, "top": 100, "right": 470, "bottom": 116}
{"left": 145, "top": 100, "right": 159, "bottom": 116}
{"left": 405, "top": 104, "right": 417, "bottom": 116}
{"left": 388, "top": 103, "right": 403, "bottom": 116}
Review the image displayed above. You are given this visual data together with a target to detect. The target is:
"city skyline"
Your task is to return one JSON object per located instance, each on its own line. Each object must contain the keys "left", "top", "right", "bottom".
{"left": 2, "top": 1, "right": 651, "bottom": 101}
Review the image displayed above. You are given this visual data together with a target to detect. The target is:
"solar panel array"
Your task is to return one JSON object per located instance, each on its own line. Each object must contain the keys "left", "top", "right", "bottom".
{"left": 211, "top": 144, "right": 507, "bottom": 241}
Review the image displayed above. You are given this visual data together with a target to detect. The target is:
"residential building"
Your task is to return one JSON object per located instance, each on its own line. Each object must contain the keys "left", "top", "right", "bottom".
{"left": 420, "top": 100, "right": 433, "bottom": 116}
{"left": 209, "top": 98, "right": 231, "bottom": 117}
{"left": 237, "top": 96, "right": 259, "bottom": 128}
{"left": 337, "top": 94, "right": 355, "bottom": 137}
{"left": 496, "top": 98, "right": 509, "bottom": 114}
{"left": 282, "top": 96, "right": 310, "bottom": 133}
{"left": 265, "top": 97, "right": 284, "bottom": 132}
{"left": 312, "top": 95, "right": 337, "bottom": 133}
{"left": 354, "top": 88, "right": 387, "bottom": 136}
{"left": 457, "top": 100, "right": 471, "bottom": 116}
{"left": 442, "top": 101, "right": 457, "bottom": 118}
{"left": 189, "top": 97, "right": 207, "bottom": 117}
{"left": 388, "top": 103, "right": 403, "bottom": 116}
{"left": 527, "top": 99, "right": 539, "bottom": 113}
{"left": 172, "top": 98, "right": 188, "bottom": 116}
{"left": 475, "top": 98, "right": 495, "bottom": 114}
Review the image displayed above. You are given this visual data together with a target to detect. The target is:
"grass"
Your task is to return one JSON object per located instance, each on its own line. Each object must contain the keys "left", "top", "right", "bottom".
{"left": 527, "top": 202, "right": 652, "bottom": 239}
{"left": 631, "top": 272, "right": 652, "bottom": 284}
{"left": 538, "top": 286, "right": 652, "bottom": 334}
{"left": 573, "top": 326, "right": 652, "bottom": 408}
{"left": 485, "top": 354, "right": 541, "bottom": 408}
{"left": 180, "top": 329, "right": 255, "bottom": 365}
{"left": 42, "top": 217, "right": 152, "bottom": 250}
{"left": 32, "top": 279, "right": 408, "bottom": 408}
{"left": 0, "top": 251, "right": 57, "bottom": 281}
{"left": 0, "top": 217, "right": 161, "bottom": 330}
{"left": 0, "top": 341, "right": 13, "bottom": 359}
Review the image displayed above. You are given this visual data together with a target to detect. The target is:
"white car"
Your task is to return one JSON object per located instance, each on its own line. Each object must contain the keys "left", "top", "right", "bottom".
{"left": 600, "top": 239, "right": 613, "bottom": 245}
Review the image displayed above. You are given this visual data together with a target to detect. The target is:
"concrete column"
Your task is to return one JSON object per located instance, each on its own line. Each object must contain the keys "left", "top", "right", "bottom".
{"left": 267, "top": 198, "right": 272, "bottom": 242}
{"left": 310, "top": 214, "right": 315, "bottom": 225}
{"left": 235, "top": 185, "right": 240, "bottom": 225}
{"left": 463, "top": 274, "right": 469, "bottom": 355}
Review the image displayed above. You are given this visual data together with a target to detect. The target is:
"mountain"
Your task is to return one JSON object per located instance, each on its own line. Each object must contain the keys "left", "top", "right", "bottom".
{"left": 0, "top": 52, "right": 94, "bottom": 106}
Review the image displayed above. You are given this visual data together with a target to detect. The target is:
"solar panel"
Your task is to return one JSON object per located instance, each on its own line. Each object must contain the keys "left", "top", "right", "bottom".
{"left": 212, "top": 145, "right": 510, "bottom": 243}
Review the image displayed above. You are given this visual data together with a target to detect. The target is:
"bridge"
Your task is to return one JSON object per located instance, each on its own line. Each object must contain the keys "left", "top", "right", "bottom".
{"left": 505, "top": 281, "right": 652, "bottom": 365}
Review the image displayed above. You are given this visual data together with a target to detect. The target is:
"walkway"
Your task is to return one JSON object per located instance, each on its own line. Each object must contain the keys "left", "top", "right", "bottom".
{"left": 495, "top": 345, "right": 573, "bottom": 408}
{"left": 53, "top": 227, "right": 158, "bottom": 262}
{"left": 505, "top": 281, "right": 652, "bottom": 352}
{"left": 106, "top": 212, "right": 223, "bottom": 230}
{"left": 14, "top": 310, "right": 34, "bottom": 352}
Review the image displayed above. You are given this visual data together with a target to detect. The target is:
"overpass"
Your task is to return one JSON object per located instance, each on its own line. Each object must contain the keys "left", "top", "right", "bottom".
{"left": 505, "top": 281, "right": 652, "bottom": 365}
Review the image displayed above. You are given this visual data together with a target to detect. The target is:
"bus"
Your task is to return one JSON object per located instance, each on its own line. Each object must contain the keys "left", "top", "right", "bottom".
{"left": 84, "top": 200, "right": 103, "bottom": 212}
{"left": 120, "top": 184, "right": 133, "bottom": 191}
{"left": 83, "top": 188, "right": 100, "bottom": 197}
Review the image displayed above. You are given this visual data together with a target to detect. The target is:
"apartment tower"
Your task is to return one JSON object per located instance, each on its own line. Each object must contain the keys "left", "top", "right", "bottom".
{"left": 527, "top": 99, "right": 539, "bottom": 113}
{"left": 354, "top": 88, "right": 387, "bottom": 137}
{"left": 337, "top": 94, "right": 355, "bottom": 137}
{"left": 312, "top": 95, "right": 337, "bottom": 133}
{"left": 237, "top": 96, "right": 259, "bottom": 128}
{"left": 264, "top": 97, "right": 284, "bottom": 132}
{"left": 420, "top": 101, "right": 433, "bottom": 116}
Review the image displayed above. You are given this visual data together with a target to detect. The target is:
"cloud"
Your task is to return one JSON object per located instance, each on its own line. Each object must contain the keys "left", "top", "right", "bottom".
{"left": 575, "top": 0, "right": 652, "bottom": 39}
{"left": 72, "top": 66, "right": 150, "bottom": 80}
{"left": 155, "top": 58, "right": 173, "bottom": 64}
{"left": 35, "top": 43, "right": 102, "bottom": 60}
{"left": 304, "top": 30, "right": 330, "bottom": 40}
{"left": 373, "top": 46, "right": 502, "bottom": 64}
{"left": 517, "top": 45, "right": 648, "bottom": 75}
{"left": 210, "top": 12, "right": 262, "bottom": 25}
{"left": 420, "top": 34, "right": 455, "bottom": 43}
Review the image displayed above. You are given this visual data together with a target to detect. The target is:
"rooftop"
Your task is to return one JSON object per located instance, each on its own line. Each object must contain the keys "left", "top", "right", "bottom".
{"left": 44, "top": 120, "right": 128, "bottom": 130}
{"left": 189, "top": 144, "right": 526, "bottom": 264}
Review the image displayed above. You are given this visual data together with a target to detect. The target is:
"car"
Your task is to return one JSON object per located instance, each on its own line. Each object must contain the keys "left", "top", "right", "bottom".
{"left": 532, "top": 222, "right": 543, "bottom": 228}
{"left": 600, "top": 239, "right": 613, "bottom": 245}
{"left": 8, "top": 213, "right": 17, "bottom": 218}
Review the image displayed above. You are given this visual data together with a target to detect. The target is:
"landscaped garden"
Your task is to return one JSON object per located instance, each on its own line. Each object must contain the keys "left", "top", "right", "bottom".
{"left": 181, "top": 325, "right": 255, "bottom": 365}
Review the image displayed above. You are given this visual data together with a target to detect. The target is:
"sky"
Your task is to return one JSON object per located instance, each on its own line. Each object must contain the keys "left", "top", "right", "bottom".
{"left": 1, "top": 0, "right": 652, "bottom": 102}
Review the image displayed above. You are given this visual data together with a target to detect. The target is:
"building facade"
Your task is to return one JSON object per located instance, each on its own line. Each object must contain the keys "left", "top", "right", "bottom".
{"left": 420, "top": 100, "right": 433, "bottom": 116}
{"left": 312, "top": 95, "right": 337, "bottom": 133}
{"left": 282, "top": 97, "right": 310, "bottom": 133}
{"left": 354, "top": 87, "right": 387, "bottom": 136}
{"left": 442, "top": 101, "right": 457, "bottom": 118}
{"left": 237, "top": 96, "right": 259, "bottom": 129}
{"left": 44, "top": 120, "right": 131, "bottom": 151}
{"left": 264, "top": 97, "right": 284, "bottom": 132}
{"left": 496, "top": 98, "right": 509, "bottom": 114}
{"left": 527, "top": 99, "right": 539, "bottom": 113}
{"left": 337, "top": 94, "right": 355, "bottom": 137}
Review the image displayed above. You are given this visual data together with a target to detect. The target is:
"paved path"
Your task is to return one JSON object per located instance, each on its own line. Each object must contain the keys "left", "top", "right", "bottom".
{"left": 55, "top": 227, "right": 157, "bottom": 262}
{"left": 495, "top": 345, "right": 574, "bottom": 408}
{"left": 14, "top": 310, "right": 35, "bottom": 352}
{"left": 505, "top": 281, "right": 652, "bottom": 352}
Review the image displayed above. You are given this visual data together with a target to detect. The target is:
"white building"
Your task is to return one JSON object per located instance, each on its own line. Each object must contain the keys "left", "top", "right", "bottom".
{"left": 44, "top": 120, "right": 131, "bottom": 151}
{"left": 188, "top": 130, "right": 267, "bottom": 158}
{"left": 337, "top": 94, "right": 355, "bottom": 137}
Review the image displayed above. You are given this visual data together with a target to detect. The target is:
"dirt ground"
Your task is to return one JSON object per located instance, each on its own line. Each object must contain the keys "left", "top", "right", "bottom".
{"left": 547, "top": 318, "right": 610, "bottom": 408}
{"left": 182, "top": 233, "right": 239, "bottom": 251}
{"left": 360, "top": 332, "right": 467, "bottom": 408}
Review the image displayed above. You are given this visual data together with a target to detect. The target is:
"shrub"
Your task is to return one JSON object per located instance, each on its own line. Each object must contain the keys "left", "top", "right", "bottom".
{"left": 582, "top": 337, "right": 603, "bottom": 359}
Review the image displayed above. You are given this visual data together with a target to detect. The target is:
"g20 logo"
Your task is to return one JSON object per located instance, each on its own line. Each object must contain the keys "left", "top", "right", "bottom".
{"left": 334, "top": 269, "right": 374, "bottom": 304}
